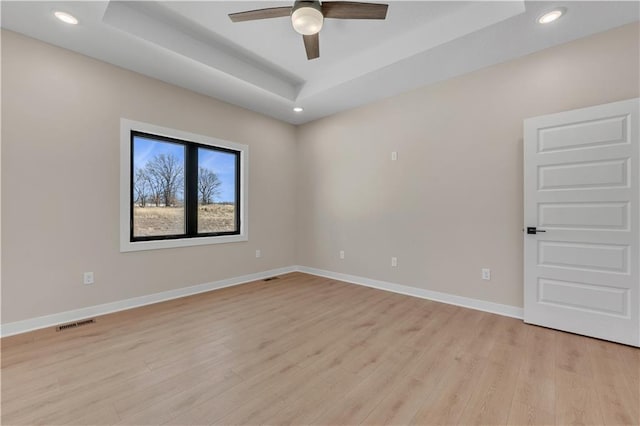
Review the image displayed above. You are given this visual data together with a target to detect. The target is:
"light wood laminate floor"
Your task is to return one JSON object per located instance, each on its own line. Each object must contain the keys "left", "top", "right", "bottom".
{"left": 2, "top": 272, "right": 638, "bottom": 425}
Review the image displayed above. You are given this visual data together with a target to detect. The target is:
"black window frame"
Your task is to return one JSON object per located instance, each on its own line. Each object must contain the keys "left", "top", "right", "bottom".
{"left": 130, "top": 130, "right": 241, "bottom": 242}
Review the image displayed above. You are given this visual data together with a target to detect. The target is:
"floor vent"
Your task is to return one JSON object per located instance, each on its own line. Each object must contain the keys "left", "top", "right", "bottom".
{"left": 56, "top": 318, "right": 96, "bottom": 332}
{"left": 263, "top": 276, "right": 280, "bottom": 282}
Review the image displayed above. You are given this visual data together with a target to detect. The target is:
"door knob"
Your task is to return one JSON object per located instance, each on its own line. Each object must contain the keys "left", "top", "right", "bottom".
{"left": 527, "top": 227, "right": 546, "bottom": 234}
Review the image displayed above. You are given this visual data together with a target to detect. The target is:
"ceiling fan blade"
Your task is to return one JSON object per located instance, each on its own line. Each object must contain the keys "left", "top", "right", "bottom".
{"left": 229, "top": 7, "right": 292, "bottom": 22}
{"left": 321, "top": 2, "right": 388, "bottom": 19}
{"left": 303, "top": 33, "right": 319, "bottom": 60}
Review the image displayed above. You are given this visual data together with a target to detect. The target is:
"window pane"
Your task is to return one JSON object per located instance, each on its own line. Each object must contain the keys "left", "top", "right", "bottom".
{"left": 132, "top": 136, "right": 185, "bottom": 237}
{"left": 198, "top": 147, "right": 237, "bottom": 234}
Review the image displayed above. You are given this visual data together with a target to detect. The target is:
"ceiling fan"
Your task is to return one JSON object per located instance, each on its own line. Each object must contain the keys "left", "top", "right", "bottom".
{"left": 229, "top": 1, "right": 389, "bottom": 60}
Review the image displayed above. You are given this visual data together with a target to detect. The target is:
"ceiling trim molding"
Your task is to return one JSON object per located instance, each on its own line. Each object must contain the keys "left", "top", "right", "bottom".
{"left": 103, "top": 1, "right": 301, "bottom": 101}
{"left": 297, "top": 0, "right": 526, "bottom": 99}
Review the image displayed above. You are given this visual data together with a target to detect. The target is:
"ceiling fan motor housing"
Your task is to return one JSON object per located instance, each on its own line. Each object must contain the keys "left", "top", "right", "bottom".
{"left": 291, "top": 0, "right": 324, "bottom": 35}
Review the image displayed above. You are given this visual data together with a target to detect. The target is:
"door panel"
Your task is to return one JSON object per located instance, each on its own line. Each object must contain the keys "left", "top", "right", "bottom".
{"left": 538, "top": 159, "right": 628, "bottom": 190}
{"left": 537, "top": 114, "right": 629, "bottom": 152}
{"left": 524, "top": 98, "right": 639, "bottom": 347}
{"left": 537, "top": 278, "right": 629, "bottom": 317}
{"left": 538, "top": 241, "right": 629, "bottom": 273}
{"left": 538, "top": 202, "right": 629, "bottom": 230}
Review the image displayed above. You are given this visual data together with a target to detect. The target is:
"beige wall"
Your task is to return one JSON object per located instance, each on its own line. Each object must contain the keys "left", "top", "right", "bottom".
{"left": 1, "top": 30, "right": 297, "bottom": 323}
{"left": 295, "top": 23, "right": 640, "bottom": 308}
{"left": 2, "top": 23, "right": 639, "bottom": 325}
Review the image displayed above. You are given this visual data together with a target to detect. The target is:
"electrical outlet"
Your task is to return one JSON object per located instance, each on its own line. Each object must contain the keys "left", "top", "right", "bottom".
{"left": 339, "top": 250, "right": 345, "bottom": 259}
{"left": 391, "top": 257, "right": 398, "bottom": 267}
{"left": 83, "top": 272, "right": 94, "bottom": 285}
{"left": 482, "top": 268, "right": 491, "bottom": 280}
{"left": 256, "top": 249, "right": 262, "bottom": 258}
{"left": 391, "top": 151, "right": 398, "bottom": 161}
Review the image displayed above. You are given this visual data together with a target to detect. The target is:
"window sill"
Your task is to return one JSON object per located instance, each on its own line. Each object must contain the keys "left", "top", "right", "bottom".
{"left": 120, "top": 233, "right": 248, "bottom": 252}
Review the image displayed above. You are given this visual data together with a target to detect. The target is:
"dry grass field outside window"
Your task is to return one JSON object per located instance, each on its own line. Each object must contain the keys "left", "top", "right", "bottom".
{"left": 133, "top": 204, "right": 235, "bottom": 236}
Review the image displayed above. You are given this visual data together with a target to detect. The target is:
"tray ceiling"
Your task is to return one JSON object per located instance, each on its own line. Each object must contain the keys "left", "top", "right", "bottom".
{"left": 2, "top": 1, "right": 638, "bottom": 124}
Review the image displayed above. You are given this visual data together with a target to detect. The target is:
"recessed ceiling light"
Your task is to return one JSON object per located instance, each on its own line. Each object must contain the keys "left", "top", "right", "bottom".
{"left": 293, "top": 107, "right": 304, "bottom": 113}
{"left": 54, "top": 11, "right": 78, "bottom": 25}
{"left": 538, "top": 8, "right": 565, "bottom": 24}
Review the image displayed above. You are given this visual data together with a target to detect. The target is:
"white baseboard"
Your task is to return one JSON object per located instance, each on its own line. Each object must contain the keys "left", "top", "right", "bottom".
{"left": 1, "top": 264, "right": 523, "bottom": 338}
{"left": 295, "top": 266, "right": 524, "bottom": 319}
{"left": 0, "top": 266, "right": 296, "bottom": 338}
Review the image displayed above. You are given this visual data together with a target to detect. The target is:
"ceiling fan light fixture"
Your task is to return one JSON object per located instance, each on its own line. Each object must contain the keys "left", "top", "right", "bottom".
{"left": 229, "top": 0, "right": 389, "bottom": 60}
{"left": 291, "top": 2, "right": 323, "bottom": 35}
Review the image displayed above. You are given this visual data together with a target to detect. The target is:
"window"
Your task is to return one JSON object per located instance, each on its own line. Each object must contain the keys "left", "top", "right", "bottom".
{"left": 121, "top": 120, "right": 248, "bottom": 251}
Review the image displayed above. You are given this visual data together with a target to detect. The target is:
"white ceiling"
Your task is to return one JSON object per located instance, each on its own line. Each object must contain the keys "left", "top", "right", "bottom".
{"left": 1, "top": 1, "right": 638, "bottom": 124}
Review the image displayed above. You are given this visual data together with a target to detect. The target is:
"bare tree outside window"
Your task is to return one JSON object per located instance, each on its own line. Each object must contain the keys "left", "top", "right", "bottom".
{"left": 198, "top": 166, "right": 221, "bottom": 205}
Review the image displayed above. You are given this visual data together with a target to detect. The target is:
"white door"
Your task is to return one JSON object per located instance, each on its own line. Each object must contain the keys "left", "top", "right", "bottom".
{"left": 524, "top": 98, "right": 639, "bottom": 347}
